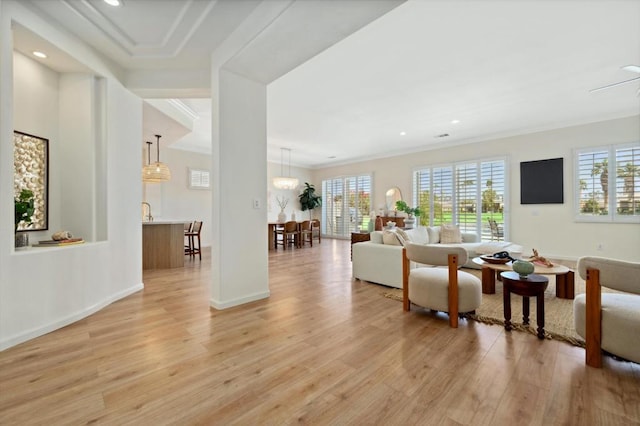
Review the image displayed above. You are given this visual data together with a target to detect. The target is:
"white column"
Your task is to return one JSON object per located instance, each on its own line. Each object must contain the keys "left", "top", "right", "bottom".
{"left": 210, "top": 68, "right": 269, "bottom": 309}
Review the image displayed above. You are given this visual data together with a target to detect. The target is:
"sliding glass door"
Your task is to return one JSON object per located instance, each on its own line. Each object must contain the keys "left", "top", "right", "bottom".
{"left": 322, "top": 175, "right": 372, "bottom": 238}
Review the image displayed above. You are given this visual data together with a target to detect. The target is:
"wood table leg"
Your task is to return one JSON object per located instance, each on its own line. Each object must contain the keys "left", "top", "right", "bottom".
{"left": 268, "top": 223, "right": 276, "bottom": 250}
{"left": 536, "top": 294, "right": 545, "bottom": 339}
{"left": 482, "top": 267, "right": 496, "bottom": 294}
{"left": 556, "top": 270, "right": 575, "bottom": 299}
{"left": 522, "top": 296, "right": 530, "bottom": 325}
{"left": 503, "top": 283, "right": 512, "bottom": 331}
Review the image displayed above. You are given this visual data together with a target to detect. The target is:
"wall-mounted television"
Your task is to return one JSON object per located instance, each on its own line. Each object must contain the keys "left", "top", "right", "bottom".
{"left": 520, "top": 157, "right": 564, "bottom": 204}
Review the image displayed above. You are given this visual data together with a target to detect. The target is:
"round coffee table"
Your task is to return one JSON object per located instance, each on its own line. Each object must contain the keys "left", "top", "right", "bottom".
{"left": 472, "top": 257, "right": 574, "bottom": 299}
{"left": 501, "top": 271, "right": 549, "bottom": 339}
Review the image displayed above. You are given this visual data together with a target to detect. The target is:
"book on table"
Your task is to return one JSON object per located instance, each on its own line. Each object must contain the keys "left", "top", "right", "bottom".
{"left": 33, "top": 238, "right": 84, "bottom": 247}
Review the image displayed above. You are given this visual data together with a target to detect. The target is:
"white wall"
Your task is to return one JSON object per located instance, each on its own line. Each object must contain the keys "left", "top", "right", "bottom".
{"left": 210, "top": 68, "right": 269, "bottom": 309}
{"left": 12, "top": 51, "right": 60, "bottom": 243}
{"left": 0, "top": 1, "right": 143, "bottom": 350}
{"left": 143, "top": 147, "right": 213, "bottom": 247}
{"left": 313, "top": 116, "right": 640, "bottom": 262}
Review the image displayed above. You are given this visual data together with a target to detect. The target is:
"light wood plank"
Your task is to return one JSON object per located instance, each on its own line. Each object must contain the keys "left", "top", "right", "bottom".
{"left": 0, "top": 239, "right": 638, "bottom": 425}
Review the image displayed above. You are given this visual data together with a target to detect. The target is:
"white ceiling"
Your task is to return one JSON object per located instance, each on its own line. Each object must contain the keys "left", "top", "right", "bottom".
{"left": 15, "top": 0, "right": 640, "bottom": 168}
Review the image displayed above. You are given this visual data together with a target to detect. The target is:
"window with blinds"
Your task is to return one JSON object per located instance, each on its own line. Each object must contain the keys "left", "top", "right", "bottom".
{"left": 455, "top": 163, "right": 478, "bottom": 233}
{"left": 322, "top": 175, "right": 372, "bottom": 237}
{"left": 432, "top": 167, "right": 453, "bottom": 226}
{"left": 413, "top": 158, "right": 506, "bottom": 240}
{"left": 575, "top": 143, "right": 640, "bottom": 222}
{"left": 188, "top": 168, "right": 210, "bottom": 189}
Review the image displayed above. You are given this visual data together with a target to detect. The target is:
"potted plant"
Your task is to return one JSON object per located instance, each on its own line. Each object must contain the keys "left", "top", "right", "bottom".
{"left": 15, "top": 188, "right": 35, "bottom": 247}
{"left": 298, "top": 182, "right": 322, "bottom": 220}
{"left": 395, "top": 200, "right": 421, "bottom": 228}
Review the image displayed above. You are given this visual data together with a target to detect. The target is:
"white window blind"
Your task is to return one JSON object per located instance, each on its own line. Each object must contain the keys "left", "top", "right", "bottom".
{"left": 188, "top": 168, "right": 210, "bottom": 189}
{"left": 322, "top": 174, "right": 372, "bottom": 237}
{"left": 576, "top": 143, "right": 640, "bottom": 222}
{"left": 432, "top": 166, "right": 453, "bottom": 226}
{"left": 455, "top": 163, "right": 478, "bottom": 233}
{"left": 414, "top": 157, "right": 506, "bottom": 240}
{"left": 413, "top": 168, "right": 431, "bottom": 226}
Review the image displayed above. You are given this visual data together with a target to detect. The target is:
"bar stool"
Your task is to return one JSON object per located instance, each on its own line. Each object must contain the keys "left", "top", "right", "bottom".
{"left": 184, "top": 221, "right": 194, "bottom": 255}
{"left": 185, "top": 221, "right": 203, "bottom": 260}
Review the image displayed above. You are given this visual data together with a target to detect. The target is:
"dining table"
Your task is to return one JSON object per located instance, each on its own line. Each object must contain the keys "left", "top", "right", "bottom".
{"left": 268, "top": 221, "right": 304, "bottom": 250}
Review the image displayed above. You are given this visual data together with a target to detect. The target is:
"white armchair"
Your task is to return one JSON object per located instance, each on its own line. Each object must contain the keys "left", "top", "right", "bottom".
{"left": 402, "top": 243, "right": 481, "bottom": 328}
{"left": 573, "top": 256, "right": 640, "bottom": 367}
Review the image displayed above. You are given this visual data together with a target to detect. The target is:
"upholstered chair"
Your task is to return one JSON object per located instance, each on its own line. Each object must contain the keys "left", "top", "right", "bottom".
{"left": 573, "top": 256, "right": 640, "bottom": 367}
{"left": 402, "top": 243, "right": 482, "bottom": 328}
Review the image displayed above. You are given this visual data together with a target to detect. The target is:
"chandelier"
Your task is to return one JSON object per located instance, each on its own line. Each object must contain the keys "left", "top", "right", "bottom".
{"left": 142, "top": 134, "right": 171, "bottom": 183}
{"left": 273, "top": 148, "right": 299, "bottom": 190}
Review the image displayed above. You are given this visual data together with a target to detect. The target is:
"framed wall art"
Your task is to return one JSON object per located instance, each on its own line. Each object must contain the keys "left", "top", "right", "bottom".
{"left": 520, "top": 157, "right": 564, "bottom": 204}
{"left": 14, "top": 131, "right": 49, "bottom": 231}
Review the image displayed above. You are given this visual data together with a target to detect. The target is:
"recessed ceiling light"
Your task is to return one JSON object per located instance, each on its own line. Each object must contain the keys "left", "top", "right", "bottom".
{"left": 399, "top": 131, "right": 406, "bottom": 136}
{"left": 32, "top": 51, "right": 47, "bottom": 59}
{"left": 103, "top": 0, "right": 121, "bottom": 6}
{"left": 451, "top": 119, "right": 460, "bottom": 124}
{"left": 622, "top": 65, "right": 640, "bottom": 74}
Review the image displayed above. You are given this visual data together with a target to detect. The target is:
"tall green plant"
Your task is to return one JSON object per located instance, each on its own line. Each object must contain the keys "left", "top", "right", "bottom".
{"left": 15, "top": 189, "right": 34, "bottom": 232}
{"left": 298, "top": 182, "right": 322, "bottom": 219}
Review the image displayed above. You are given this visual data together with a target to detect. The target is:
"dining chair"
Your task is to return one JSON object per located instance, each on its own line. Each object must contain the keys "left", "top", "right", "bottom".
{"left": 275, "top": 221, "right": 299, "bottom": 250}
{"left": 185, "top": 221, "right": 203, "bottom": 260}
{"left": 311, "top": 219, "right": 321, "bottom": 244}
{"left": 299, "top": 220, "right": 313, "bottom": 247}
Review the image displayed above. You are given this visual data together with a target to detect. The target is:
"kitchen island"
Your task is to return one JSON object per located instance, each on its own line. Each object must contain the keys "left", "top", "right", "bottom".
{"left": 142, "top": 221, "right": 185, "bottom": 270}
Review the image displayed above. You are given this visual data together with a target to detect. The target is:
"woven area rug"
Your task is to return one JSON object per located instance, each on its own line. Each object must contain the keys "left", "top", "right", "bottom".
{"left": 382, "top": 268, "right": 595, "bottom": 347}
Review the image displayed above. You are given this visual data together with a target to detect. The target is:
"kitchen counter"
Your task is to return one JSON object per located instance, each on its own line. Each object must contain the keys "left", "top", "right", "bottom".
{"left": 142, "top": 220, "right": 187, "bottom": 225}
{"left": 142, "top": 221, "right": 186, "bottom": 269}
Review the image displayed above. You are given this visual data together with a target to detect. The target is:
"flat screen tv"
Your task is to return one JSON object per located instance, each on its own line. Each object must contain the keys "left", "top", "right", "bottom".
{"left": 520, "top": 157, "right": 564, "bottom": 204}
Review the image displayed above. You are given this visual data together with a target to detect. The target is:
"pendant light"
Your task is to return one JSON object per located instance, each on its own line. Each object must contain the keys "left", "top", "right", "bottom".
{"left": 273, "top": 147, "right": 299, "bottom": 190}
{"left": 142, "top": 134, "right": 171, "bottom": 183}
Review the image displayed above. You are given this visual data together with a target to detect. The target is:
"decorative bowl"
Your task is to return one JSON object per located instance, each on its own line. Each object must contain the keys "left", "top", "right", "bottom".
{"left": 480, "top": 255, "right": 510, "bottom": 264}
{"left": 513, "top": 260, "right": 535, "bottom": 278}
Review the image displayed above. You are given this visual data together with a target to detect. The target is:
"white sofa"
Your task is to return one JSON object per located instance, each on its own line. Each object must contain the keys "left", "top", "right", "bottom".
{"left": 352, "top": 227, "right": 521, "bottom": 289}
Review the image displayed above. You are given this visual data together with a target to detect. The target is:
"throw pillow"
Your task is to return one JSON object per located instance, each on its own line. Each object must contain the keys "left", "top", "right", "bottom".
{"left": 426, "top": 226, "right": 440, "bottom": 244}
{"left": 395, "top": 228, "right": 411, "bottom": 245}
{"left": 440, "top": 224, "right": 462, "bottom": 244}
{"left": 406, "top": 226, "right": 428, "bottom": 244}
{"left": 382, "top": 229, "right": 403, "bottom": 246}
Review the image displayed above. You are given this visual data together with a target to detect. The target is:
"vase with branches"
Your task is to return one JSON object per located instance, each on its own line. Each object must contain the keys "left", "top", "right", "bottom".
{"left": 276, "top": 196, "right": 289, "bottom": 223}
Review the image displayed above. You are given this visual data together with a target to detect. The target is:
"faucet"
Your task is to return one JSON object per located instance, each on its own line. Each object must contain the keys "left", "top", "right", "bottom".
{"left": 142, "top": 202, "right": 153, "bottom": 222}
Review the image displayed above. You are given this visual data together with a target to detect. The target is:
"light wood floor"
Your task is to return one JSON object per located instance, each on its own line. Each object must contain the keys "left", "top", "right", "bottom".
{"left": 1, "top": 239, "right": 638, "bottom": 425}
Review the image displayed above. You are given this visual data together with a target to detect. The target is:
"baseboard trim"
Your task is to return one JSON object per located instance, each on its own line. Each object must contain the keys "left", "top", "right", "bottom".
{"left": 0, "top": 283, "right": 144, "bottom": 352}
{"left": 210, "top": 291, "right": 270, "bottom": 310}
